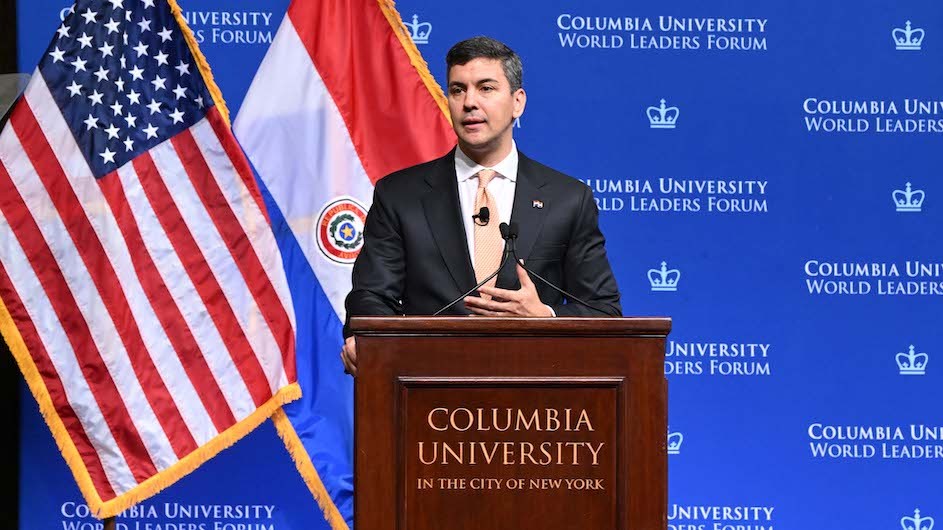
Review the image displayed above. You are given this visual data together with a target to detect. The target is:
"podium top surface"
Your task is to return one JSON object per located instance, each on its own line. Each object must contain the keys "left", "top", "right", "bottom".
{"left": 348, "top": 316, "right": 671, "bottom": 336}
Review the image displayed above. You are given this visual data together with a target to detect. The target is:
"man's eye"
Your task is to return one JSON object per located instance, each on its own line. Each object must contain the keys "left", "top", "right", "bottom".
{"left": 449, "top": 87, "right": 464, "bottom": 95}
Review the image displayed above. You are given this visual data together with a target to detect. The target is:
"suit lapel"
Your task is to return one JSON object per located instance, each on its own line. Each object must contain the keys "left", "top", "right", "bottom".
{"left": 421, "top": 149, "right": 477, "bottom": 294}
{"left": 498, "top": 152, "right": 549, "bottom": 289}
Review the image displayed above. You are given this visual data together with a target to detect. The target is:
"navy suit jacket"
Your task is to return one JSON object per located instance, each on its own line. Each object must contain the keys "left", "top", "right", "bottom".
{"left": 344, "top": 148, "right": 621, "bottom": 335}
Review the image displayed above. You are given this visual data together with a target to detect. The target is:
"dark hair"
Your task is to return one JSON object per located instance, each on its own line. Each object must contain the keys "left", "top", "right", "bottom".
{"left": 446, "top": 36, "right": 523, "bottom": 93}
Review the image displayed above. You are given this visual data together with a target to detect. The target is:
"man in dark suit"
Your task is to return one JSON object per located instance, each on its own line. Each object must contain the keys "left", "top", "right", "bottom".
{"left": 340, "top": 36, "right": 621, "bottom": 375}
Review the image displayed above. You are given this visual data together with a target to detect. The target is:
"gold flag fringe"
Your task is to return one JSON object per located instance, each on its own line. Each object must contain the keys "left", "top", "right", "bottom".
{"left": 0, "top": 293, "right": 302, "bottom": 518}
{"left": 167, "top": 0, "right": 231, "bottom": 126}
{"left": 377, "top": 0, "right": 452, "bottom": 124}
{"left": 273, "top": 410, "right": 350, "bottom": 530}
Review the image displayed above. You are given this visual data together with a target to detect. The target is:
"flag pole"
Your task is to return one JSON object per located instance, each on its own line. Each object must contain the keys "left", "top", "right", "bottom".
{"left": 104, "top": 517, "right": 116, "bottom": 530}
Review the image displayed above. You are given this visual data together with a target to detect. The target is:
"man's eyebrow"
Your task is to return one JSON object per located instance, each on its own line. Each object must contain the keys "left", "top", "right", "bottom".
{"left": 449, "top": 78, "right": 502, "bottom": 86}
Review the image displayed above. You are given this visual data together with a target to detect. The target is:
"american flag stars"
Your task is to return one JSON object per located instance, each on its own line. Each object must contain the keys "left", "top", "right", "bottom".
{"left": 39, "top": 0, "right": 212, "bottom": 177}
{"left": 49, "top": 47, "right": 66, "bottom": 63}
{"left": 104, "top": 18, "right": 121, "bottom": 34}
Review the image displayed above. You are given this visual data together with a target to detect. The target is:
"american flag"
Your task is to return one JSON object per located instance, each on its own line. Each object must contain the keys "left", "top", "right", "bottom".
{"left": 0, "top": 0, "right": 298, "bottom": 517}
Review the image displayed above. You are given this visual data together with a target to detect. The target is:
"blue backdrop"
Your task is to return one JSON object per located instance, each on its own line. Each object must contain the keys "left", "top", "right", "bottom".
{"left": 16, "top": 0, "right": 943, "bottom": 529}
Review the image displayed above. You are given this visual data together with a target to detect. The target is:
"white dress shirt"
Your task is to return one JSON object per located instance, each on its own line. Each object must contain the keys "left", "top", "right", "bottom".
{"left": 454, "top": 141, "right": 518, "bottom": 260}
{"left": 453, "top": 143, "right": 555, "bottom": 316}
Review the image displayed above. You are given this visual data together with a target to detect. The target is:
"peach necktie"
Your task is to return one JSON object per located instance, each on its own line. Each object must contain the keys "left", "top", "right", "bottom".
{"left": 473, "top": 169, "right": 503, "bottom": 295}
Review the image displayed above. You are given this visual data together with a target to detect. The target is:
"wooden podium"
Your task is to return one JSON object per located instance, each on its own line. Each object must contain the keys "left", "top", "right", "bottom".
{"left": 351, "top": 317, "right": 670, "bottom": 530}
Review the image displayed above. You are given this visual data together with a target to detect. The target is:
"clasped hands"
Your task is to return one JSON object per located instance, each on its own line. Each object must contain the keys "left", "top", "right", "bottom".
{"left": 462, "top": 262, "right": 553, "bottom": 318}
{"left": 340, "top": 262, "right": 550, "bottom": 376}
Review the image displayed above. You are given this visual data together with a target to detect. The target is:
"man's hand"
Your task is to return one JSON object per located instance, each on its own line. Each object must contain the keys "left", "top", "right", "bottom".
{"left": 464, "top": 262, "right": 553, "bottom": 317}
{"left": 340, "top": 336, "right": 357, "bottom": 377}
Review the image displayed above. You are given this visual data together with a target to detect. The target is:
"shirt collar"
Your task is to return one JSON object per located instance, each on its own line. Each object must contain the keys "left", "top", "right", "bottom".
{"left": 455, "top": 140, "right": 518, "bottom": 183}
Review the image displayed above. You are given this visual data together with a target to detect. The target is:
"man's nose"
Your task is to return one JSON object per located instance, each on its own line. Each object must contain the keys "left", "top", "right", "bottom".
{"left": 462, "top": 89, "right": 478, "bottom": 110}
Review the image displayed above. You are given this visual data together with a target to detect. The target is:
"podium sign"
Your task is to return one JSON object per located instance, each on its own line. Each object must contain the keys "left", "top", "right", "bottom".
{"left": 352, "top": 317, "right": 670, "bottom": 530}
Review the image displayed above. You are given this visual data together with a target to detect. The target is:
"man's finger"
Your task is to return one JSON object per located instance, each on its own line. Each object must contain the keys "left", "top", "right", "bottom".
{"left": 466, "top": 304, "right": 503, "bottom": 316}
{"left": 479, "top": 285, "right": 519, "bottom": 301}
{"left": 340, "top": 337, "right": 358, "bottom": 376}
{"left": 464, "top": 296, "right": 512, "bottom": 313}
{"left": 464, "top": 296, "right": 497, "bottom": 310}
{"left": 340, "top": 351, "right": 352, "bottom": 375}
{"left": 516, "top": 261, "right": 534, "bottom": 288}
{"left": 344, "top": 337, "right": 357, "bottom": 362}
{"left": 344, "top": 356, "right": 357, "bottom": 376}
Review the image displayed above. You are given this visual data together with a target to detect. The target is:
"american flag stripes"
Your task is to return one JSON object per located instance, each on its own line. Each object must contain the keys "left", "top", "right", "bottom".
{"left": 0, "top": 0, "right": 298, "bottom": 517}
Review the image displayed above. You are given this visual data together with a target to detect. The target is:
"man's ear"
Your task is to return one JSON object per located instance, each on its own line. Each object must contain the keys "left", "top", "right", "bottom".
{"left": 512, "top": 88, "right": 527, "bottom": 119}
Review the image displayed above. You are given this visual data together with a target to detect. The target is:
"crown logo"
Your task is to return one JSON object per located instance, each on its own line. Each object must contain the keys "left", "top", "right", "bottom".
{"left": 894, "top": 183, "right": 925, "bottom": 212}
{"left": 893, "top": 21, "right": 925, "bottom": 50}
{"left": 901, "top": 508, "right": 934, "bottom": 530}
{"left": 897, "top": 345, "right": 928, "bottom": 375}
{"left": 649, "top": 261, "right": 681, "bottom": 292}
{"left": 647, "top": 99, "right": 680, "bottom": 129}
{"left": 405, "top": 15, "right": 432, "bottom": 45}
{"left": 667, "top": 430, "right": 684, "bottom": 455}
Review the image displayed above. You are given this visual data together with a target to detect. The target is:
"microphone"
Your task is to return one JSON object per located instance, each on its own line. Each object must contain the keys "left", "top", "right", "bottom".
{"left": 472, "top": 206, "right": 490, "bottom": 226}
{"left": 506, "top": 222, "right": 614, "bottom": 316}
{"left": 432, "top": 221, "right": 513, "bottom": 316}
{"left": 501, "top": 221, "right": 516, "bottom": 255}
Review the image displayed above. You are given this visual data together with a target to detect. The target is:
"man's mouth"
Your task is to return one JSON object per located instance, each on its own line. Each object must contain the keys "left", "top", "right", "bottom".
{"left": 462, "top": 117, "right": 485, "bottom": 126}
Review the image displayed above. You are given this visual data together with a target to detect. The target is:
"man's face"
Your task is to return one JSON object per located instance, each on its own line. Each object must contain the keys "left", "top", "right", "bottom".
{"left": 447, "top": 58, "right": 526, "bottom": 158}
